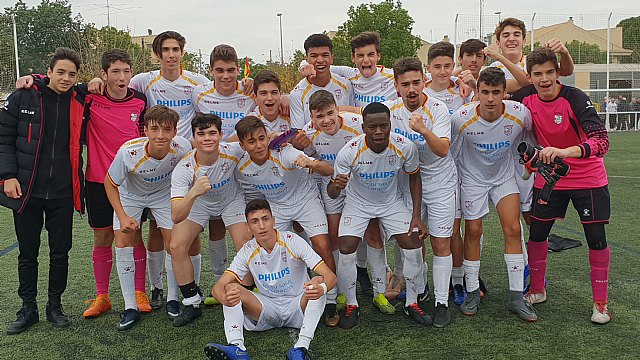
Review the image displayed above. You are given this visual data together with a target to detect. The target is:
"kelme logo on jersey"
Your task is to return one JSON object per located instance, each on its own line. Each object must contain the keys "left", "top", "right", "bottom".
{"left": 355, "top": 93, "right": 386, "bottom": 103}
{"left": 359, "top": 171, "right": 397, "bottom": 180}
{"left": 394, "top": 128, "right": 424, "bottom": 142}
{"left": 473, "top": 141, "right": 511, "bottom": 150}
{"left": 156, "top": 99, "right": 192, "bottom": 107}
{"left": 257, "top": 267, "right": 290, "bottom": 282}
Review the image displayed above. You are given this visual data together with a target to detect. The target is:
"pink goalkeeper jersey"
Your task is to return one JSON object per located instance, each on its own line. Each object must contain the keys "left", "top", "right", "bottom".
{"left": 511, "top": 83, "right": 609, "bottom": 190}
{"left": 85, "top": 88, "right": 147, "bottom": 183}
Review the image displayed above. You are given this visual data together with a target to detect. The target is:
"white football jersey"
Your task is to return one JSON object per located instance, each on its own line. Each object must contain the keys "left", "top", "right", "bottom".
{"left": 302, "top": 111, "right": 362, "bottom": 166}
{"left": 226, "top": 230, "right": 323, "bottom": 298}
{"left": 129, "top": 70, "right": 209, "bottom": 139}
{"left": 424, "top": 79, "right": 472, "bottom": 116}
{"left": 333, "top": 133, "right": 419, "bottom": 209}
{"left": 383, "top": 92, "right": 456, "bottom": 187}
{"left": 249, "top": 108, "right": 292, "bottom": 133}
{"left": 489, "top": 56, "right": 527, "bottom": 80}
{"left": 236, "top": 145, "right": 318, "bottom": 206}
{"left": 108, "top": 136, "right": 192, "bottom": 196}
{"left": 451, "top": 100, "right": 532, "bottom": 186}
{"left": 171, "top": 142, "right": 245, "bottom": 205}
{"left": 192, "top": 80, "right": 255, "bottom": 141}
{"left": 330, "top": 65, "right": 397, "bottom": 106}
{"left": 289, "top": 75, "right": 355, "bottom": 129}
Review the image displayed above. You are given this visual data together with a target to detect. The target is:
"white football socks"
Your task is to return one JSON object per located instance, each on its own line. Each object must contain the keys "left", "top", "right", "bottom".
{"left": 116, "top": 247, "right": 137, "bottom": 310}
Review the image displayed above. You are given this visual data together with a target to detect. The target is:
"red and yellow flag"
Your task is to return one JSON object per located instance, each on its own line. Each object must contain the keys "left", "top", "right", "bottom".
{"left": 244, "top": 56, "right": 251, "bottom": 78}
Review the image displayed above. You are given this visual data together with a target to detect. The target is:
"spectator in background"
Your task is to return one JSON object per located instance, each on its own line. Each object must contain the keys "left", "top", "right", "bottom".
{"left": 605, "top": 97, "right": 617, "bottom": 130}
{"left": 617, "top": 96, "right": 630, "bottom": 131}
{"left": 630, "top": 97, "right": 640, "bottom": 130}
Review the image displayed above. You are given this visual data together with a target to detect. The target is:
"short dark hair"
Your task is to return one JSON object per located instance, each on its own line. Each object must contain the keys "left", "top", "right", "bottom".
{"left": 101, "top": 49, "right": 132, "bottom": 72}
{"left": 210, "top": 44, "right": 238, "bottom": 66}
{"left": 495, "top": 17, "right": 526, "bottom": 40}
{"left": 526, "top": 47, "right": 559, "bottom": 74}
{"left": 191, "top": 112, "right": 222, "bottom": 135}
{"left": 309, "top": 90, "right": 336, "bottom": 112}
{"left": 304, "top": 34, "right": 333, "bottom": 54}
{"left": 459, "top": 39, "right": 486, "bottom": 58}
{"left": 350, "top": 31, "right": 381, "bottom": 54}
{"left": 428, "top": 42, "right": 455, "bottom": 64}
{"left": 50, "top": 47, "right": 81, "bottom": 71}
{"left": 245, "top": 199, "right": 272, "bottom": 218}
{"left": 254, "top": 70, "right": 281, "bottom": 94}
{"left": 362, "top": 102, "right": 390, "bottom": 122}
{"left": 392, "top": 57, "right": 423, "bottom": 78}
{"left": 477, "top": 67, "right": 506, "bottom": 89}
{"left": 235, "top": 115, "right": 266, "bottom": 141}
{"left": 152, "top": 31, "right": 186, "bottom": 58}
{"left": 144, "top": 105, "right": 179, "bottom": 129}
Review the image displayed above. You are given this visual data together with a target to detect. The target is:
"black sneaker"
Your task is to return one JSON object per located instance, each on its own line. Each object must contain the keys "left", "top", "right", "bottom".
{"left": 6, "top": 305, "right": 39, "bottom": 335}
{"left": 404, "top": 303, "right": 432, "bottom": 326}
{"left": 338, "top": 305, "right": 360, "bottom": 329}
{"left": 116, "top": 309, "right": 141, "bottom": 331}
{"left": 324, "top": 303, "right": 339, "bottom": 327}
{"left": 167, "top": 300, "right": 181, "bottom": 319}
{"left": 46, "top": 303, "right": 70, "bottom": 328}
{"left": 173, "top": 304, "right": 202, "bottom": 327}
{"left": 432, "top": 303, "right": 451, "bottom": 328}
{"left": 150, "top": 288, "right": 164, "bottom": 310}
{"left": 356, "top": 266, "right": 373, "bottom": 297}
{"left": 418, "top": 281, "right": 431, "bottom": 303}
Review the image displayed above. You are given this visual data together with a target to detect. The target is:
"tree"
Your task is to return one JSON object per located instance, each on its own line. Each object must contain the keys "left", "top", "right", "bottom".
{"left": 3, "top": 0, "right": 83, "bottom": 74}
{"left": 565, "top": 40, "right": 607, "bottom": 64}
{"left": 331, "top": 0, "right": 422, "bottom": 68}
{"left": 616, "top": 16, "right": 640, "bottom": 64}
{"left": 65, "top": 25, "right": 156, "bottom": 82}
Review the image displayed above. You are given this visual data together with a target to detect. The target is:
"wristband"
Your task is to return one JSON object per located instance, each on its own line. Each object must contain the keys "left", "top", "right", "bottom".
{"left": 318, "top": 282, "right": 328, "bottom": 295}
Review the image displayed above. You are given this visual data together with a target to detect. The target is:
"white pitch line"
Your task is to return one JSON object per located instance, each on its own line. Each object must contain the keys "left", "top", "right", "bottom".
{"left": 609, "top": 175, "right": 640, "bottom": 179}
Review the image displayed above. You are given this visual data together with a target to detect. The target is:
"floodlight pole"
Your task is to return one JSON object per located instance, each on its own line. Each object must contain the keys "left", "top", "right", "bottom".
{"left": 12, "top": 14, "right": 20, "bottom": 78}
{"left": 277, "top": 13, "right": 284, "bottom": 64}
{"left": 606, "top": 12, "right": 612, "bottom": 103}
{"left": 531, "top": 13, "right": 536, "bottom": 52}
{"left": 454, "top": 14, "right": 459, "bottom": 62}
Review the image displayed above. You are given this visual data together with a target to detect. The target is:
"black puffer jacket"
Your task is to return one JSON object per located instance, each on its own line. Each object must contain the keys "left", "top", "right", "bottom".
{"left": 0, "top": 83, "right": 86, "bottom": 213}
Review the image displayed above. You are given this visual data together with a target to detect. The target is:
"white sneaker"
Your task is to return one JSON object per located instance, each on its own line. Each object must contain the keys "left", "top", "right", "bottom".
{"left": 524, "top": 290, "right": 547, "bottom": 304}
{"left": 591, "top": 303, "right": 611, "bottom": 324}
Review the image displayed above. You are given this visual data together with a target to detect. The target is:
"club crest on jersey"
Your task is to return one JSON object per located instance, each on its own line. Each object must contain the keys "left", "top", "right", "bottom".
{"left": 221, "top": 163, "right": 230, "bottom": 174}
{"left": 334, "top": 89, "right": 343, "bottom": 100}
{"left": 554, "top": 113, "right": 563, "bottom": 124}
{"left": 343, "top": 216, "right": 352, "bottom": 226}
{"left": 583, "top": 208, "right": 590, "bottom": 217}
{"left": 130, "top": 113, "right": 138, "bottom": 122}
{"left": 183, "top": 86, "right": 193, "bottom": 95}
{"left": 445, "top": 93, "right": 454, "bottom": 104}
{"left": 170, "top": 157, "right": 179, "bottom": 167}
{"left": 271, "top": 166, "right": 280, "bottom": 177}
{"left": 503, "top": 124, "right": 514, "bottom": 136}
{"left": 237, "top": 98, "right": 246, "bottom": 108}
{"left": 465, "top": 200, "right": 473, "bottom": 210}
{"left": 381, "top": 82, "right": 389, "bottom": 90}
{"left": 388, "top": 154, "right": 397, "bottom": 166}
{"left": 281, "top": 251, "right": 287, "bottom": 263}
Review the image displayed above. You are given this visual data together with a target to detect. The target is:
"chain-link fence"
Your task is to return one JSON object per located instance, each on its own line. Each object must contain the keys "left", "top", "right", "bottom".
{"left": 0, "top": 16, "right": 18, "bottom": 101}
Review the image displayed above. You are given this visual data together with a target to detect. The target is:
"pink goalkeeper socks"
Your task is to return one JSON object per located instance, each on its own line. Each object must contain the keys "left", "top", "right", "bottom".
{"left": 133, "top": 243, "right": 147, "bottom": 292}
{"left": 92, "top": 246, "right": 113, "bottom": 295}
{"left": 589, "top": 247, "right": 610, "bottom": 303}
{"left": 527, "top": 240, "right": 548, "bottom": 293}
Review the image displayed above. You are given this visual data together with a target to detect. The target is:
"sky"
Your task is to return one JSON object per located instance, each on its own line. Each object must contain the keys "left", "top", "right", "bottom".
{"left": 13, "top": 0, "right": 640, "bottom": 64}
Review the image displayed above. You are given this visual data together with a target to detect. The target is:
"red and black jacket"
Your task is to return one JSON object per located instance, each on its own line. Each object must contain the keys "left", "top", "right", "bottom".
{"left": 0, "top": 83, "right": 87, "bottom": 214}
